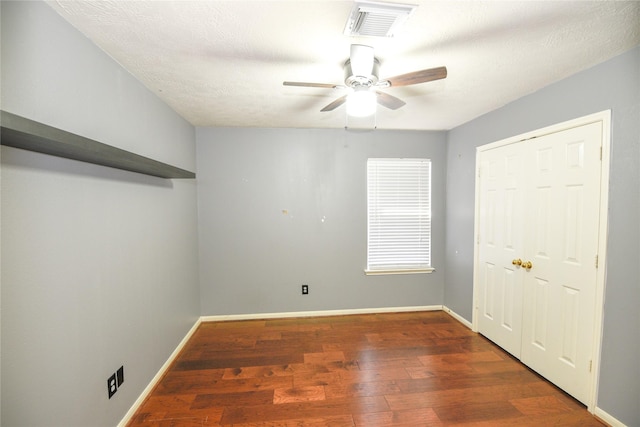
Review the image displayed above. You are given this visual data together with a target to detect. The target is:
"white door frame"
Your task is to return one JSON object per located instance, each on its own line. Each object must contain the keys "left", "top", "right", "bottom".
{"left": 471, "top": 110, "right": 611, "bottom": 413}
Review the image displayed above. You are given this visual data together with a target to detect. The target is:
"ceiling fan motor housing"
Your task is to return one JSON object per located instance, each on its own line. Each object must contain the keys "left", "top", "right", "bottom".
{"left": 344, "top": 58, "right": 380, "bottom": 88}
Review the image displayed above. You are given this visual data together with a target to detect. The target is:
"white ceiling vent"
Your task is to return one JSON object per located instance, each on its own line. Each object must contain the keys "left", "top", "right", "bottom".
{"left": 344, "top": 1, "right": 417, "bottom": 38}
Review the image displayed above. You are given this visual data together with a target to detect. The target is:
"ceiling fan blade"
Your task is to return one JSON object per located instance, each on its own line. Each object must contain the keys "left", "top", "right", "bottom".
{"left": 350, "top": 44, "right": 374, "bottom": 77}
{"left": 283, "top": 81, "right": 338, "bottom": 89}
{"left": 320, "top": 95, "right": 347, "bottom": 112}
{"left": 376, "top": 91, "right": 406, "bottom": 110}
{"left": 384, "top": 66, "right": 447, "bottom": 87}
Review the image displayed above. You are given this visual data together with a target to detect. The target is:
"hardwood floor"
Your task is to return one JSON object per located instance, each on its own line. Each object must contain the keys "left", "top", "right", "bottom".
{"left": 127, "top": 311, "right": 605, "bottom": 426}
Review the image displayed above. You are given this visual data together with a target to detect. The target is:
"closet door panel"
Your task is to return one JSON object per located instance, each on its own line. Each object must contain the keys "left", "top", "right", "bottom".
{"left": 477, "top": 145, "right": 525, "bottom": 357}
{"left": 521, "top": 122, "right": 602, "bottom": 405}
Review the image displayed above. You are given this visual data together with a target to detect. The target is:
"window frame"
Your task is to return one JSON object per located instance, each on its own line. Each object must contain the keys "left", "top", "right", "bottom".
{"left": 365, "top": 158, "right": 434, "bottom": 275}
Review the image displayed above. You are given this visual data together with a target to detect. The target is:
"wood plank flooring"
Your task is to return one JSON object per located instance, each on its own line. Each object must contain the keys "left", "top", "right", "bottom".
{"left": 126, "top": 311, "right": 605, "bottom": 426}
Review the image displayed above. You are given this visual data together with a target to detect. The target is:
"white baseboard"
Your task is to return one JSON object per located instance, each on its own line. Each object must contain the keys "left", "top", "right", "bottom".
{"left": 443, "top": 305, "right": 473, "bottom": 329}
{"left": 200, "top": 305, "right": 443, "bottom": 322}
{"left": 117, "top": 318, "right": 202, "bottom": 427}
{"left": 594, "top": 407, "right": 627, "bottom": 427}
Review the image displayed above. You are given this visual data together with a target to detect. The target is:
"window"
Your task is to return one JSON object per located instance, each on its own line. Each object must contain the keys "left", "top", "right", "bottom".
{"left": 366, "top": 158, "right": 432, "bottom": 274}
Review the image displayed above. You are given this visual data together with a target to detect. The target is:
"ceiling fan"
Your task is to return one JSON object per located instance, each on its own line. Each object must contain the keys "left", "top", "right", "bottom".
{"left": 283, "top": 44, "right": 447, "bottom": 116}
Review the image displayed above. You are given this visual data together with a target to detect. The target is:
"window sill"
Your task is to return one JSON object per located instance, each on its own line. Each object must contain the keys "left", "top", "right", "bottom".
{"left": 364, "top": 268, "right": 435, "bottom": 276}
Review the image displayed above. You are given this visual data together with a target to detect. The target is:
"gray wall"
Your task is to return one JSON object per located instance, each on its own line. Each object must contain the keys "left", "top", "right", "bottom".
{"left": 196, "top": 128, "right": 446, "bottom": 315}
{"left": 444, "top": 46, "right": 640, "bottom": 426}
{"left": 1, "top": 2, "right": 200, "bottom": 426}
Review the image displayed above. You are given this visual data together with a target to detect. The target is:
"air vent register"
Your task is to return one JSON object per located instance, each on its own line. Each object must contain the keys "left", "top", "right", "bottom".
{"left": 344, "top": 1, "right": 417, "bottom": 38}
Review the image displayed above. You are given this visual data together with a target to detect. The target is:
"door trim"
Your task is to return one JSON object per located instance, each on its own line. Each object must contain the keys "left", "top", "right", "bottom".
{"left": 471, "top": 110, "right": 611, "bottom": 413}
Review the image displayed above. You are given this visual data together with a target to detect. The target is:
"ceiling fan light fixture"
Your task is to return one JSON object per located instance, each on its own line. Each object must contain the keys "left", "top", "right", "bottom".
{"left": 347, "top": 87, "right": 376, "bottom": 117}
{"left": 344, "top": 1, "right": 417, "bottom": 38}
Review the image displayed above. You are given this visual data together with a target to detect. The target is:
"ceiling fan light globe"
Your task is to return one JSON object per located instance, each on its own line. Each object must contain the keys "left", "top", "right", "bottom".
{"left": 347, "top": 89, "right": 376, "bottom": 117}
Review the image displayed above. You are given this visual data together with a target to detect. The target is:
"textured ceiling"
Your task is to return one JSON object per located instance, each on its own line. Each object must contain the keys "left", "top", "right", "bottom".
{"left": 47, "top": 1, "right": 640, "bottom": 130}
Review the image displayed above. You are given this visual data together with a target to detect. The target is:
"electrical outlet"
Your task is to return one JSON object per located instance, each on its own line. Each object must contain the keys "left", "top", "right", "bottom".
{"left": 107, "top": 373, "right": 118, "bottom": 399}
{"left": 107, "top": 365, "right": 124, "bottom": 399}
{"left": 116, "top": 365, "right": 124, "bottom": 387}
{"left": 302, "top": 284, "right": 309, "bottom": 295}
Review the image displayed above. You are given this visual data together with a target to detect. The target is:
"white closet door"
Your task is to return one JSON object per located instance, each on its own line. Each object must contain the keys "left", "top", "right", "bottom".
{"left": 476, "top": 121, "right": 602, "bottom": 405}
{"left": 476, "top": 142, "right": 525, "bottom": 358}
{"left": 520, "top": 122, "right": 602, "bottom": 404}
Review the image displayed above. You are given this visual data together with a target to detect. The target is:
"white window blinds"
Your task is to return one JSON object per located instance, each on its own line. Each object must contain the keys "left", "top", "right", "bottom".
{"left": 367, "top": 158, "right": 432, "bottom": 273}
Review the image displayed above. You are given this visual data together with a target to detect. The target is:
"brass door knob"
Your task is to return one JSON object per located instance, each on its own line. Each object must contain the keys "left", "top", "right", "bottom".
{"left": 523, "top": 261, "right": 533, "bottom": 269}
{"left": 512, "top": 258, "right": 522, "bottom": 266}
